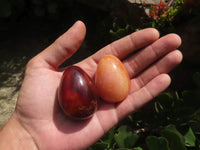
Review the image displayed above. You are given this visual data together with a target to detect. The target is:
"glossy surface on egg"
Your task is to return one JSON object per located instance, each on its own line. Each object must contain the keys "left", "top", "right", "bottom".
{"left": 95, "top": 55, "right": 130, "bottom": 103}
{"left": 58, "top": 66, "right": 98, "bottom": 119}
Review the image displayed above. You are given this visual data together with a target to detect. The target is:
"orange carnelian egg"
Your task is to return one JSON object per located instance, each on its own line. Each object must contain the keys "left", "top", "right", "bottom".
{"left": 95, "top": 55, "right": 130, "bottom": 103}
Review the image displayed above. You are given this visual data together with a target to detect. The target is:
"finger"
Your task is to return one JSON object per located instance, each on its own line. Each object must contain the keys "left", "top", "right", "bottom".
{"left": 131, "top": 50, "right": 183, "bottom": 93}
{"left": 123, "top": 34, "right": 182, "bottom": 78}
{"left": 36, "top": 21, "right": 86, "bottom": 69}
{"left": 92, "top": 28, "right": 159, "bottom": 62}
{"left": 77, "top": 28, "right": 159, "bottom": 76}
{"left": 116, "top": 74, "right": 171, "bottom": 120}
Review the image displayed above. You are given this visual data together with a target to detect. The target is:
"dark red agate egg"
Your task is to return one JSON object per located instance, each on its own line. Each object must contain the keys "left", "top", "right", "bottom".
{"left": 58, "top": 66, "right": 98, "bottom": 120}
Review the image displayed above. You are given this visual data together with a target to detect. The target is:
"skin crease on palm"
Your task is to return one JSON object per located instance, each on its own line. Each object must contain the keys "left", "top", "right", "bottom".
{"left": 0, "top": 21, "right": 183, "bottom": 150}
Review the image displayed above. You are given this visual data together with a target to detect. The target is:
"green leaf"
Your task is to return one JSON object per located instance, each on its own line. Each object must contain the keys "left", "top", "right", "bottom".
{"left": 182, "top": 90, "right": 200, "bottom": 108}
{"left": 101, "top": 126, "right": 115, "bottom": 148}
{"left": 124, "top": 134, "right": 139, "bottom": 148}
{"left": 161, "top": 126, "right": 186, "bottom": 150}
{"left": 116, "top": 147, "right": 143, "bottom": 150}
{"left": 115, "top": 28, "right": 127, "bottom": 38}
{"left": 184, "top": 127, "right": 196, "bottom": 147}
{"left": 151, "top": 21, "right": 156, "bottom": 28}
{"left": 91, "top": 127, "right": 116, "bottom": 150}
{"left": 145, "top": 136, "right": 170, "bottom": 150}
{"left": 191, "top": 109, "right": 200, "bottom": 121}
{"left": 114, "top": 125, "right": 139, "bottom": 148}
{"left": 133, "top": 147, "right": 143, "bottom": 150}
{"left": 155, "top": 93, "right": 174, "bottom": 113}
{"left": 91, "top": 142, "right": 108, "bottom": 150}
{"left": 165, "top": 124, "right": 182, "bottom": 136}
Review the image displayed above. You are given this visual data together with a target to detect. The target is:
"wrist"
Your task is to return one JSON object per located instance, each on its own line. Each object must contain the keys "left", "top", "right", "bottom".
{"left": 0, "top": 112, "right": 38, "bottom": 150}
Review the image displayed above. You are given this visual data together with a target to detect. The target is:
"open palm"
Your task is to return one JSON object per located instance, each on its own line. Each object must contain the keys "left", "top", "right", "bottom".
{"left": 14, "top": 21, "right": 182, "bottom": 150}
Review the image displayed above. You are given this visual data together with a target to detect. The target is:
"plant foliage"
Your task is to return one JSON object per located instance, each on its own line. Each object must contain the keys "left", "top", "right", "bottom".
{"left": 90, "top": 72, "right": 200, "bottom": 149}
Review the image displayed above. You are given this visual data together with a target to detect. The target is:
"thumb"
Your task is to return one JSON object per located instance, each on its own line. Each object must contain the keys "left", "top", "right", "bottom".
{"left": 35, "top": 21, "right": 86, "bottom": 69}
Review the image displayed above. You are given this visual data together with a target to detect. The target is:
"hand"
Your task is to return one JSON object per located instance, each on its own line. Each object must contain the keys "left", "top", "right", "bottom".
{"left": 0, "top": 21, "right": 182, "bottom": 150}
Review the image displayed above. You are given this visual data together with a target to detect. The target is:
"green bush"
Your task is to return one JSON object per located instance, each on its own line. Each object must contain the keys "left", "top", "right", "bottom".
{"left": 89, "top": 72, "right": 200, "bottom": 149}
{"left": 89, "top": 1, "right": 200, "bottom": 148}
